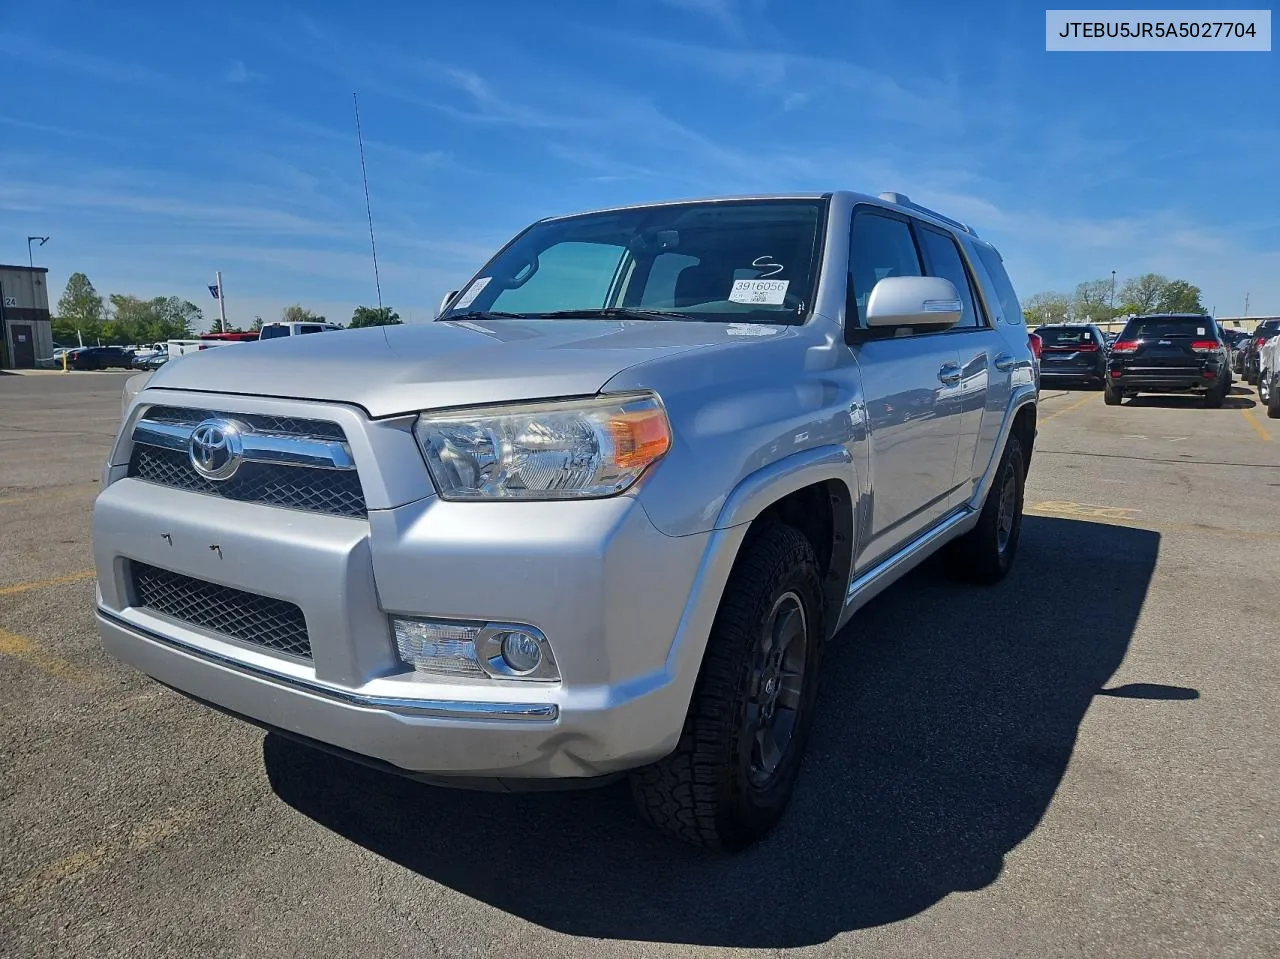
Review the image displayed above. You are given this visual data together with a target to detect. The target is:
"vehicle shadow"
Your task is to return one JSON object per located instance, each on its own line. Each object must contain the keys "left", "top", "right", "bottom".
{"left": 264, "top": 515, "right": 1162, "bottom": 948}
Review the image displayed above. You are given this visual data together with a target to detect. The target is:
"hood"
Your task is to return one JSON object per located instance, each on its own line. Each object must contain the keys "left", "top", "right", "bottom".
{"left": 142, "top": 318, "right": 795, "bottom": 417}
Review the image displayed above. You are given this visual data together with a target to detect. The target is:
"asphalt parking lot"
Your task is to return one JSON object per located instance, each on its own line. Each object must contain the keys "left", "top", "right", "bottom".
{"left": 2, "top": 370, "right": 1278, "bottom": 959}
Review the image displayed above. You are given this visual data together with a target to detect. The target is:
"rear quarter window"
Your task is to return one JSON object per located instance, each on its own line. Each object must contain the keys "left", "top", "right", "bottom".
{"left": 972, "top": 244, "right": 1023, "bottom": 326}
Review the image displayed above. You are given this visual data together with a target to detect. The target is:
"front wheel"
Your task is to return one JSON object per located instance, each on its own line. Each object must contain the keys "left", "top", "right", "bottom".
{"left": 944, "top": 433, "right": 1026, "bottom": 585}
{"left": 630, "top": 522, "right": 825, "bottom": 851}
{"left": 1268, "top": 373, "right": 1280, "bottom": 419}
{"left": 1260, "top": 370, "right": 1272, "bottom": 407}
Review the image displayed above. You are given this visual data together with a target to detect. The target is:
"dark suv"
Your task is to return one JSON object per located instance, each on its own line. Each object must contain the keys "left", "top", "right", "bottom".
{"left": 1032, "top": 323, "right": 1108, "bottom": 388}
{"left": 66, "top": 346, "right": 135, "bottom": 371}
{"left": 1241, "top": 319, "right": 1280, "bottom": 385}
{"left": 1105, "top": 313, "right": 1231, "bottom": 408}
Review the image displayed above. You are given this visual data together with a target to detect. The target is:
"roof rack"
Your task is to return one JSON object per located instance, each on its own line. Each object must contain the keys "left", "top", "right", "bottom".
{"left": 877, "top": 192, "right": 978, "bottom": 237}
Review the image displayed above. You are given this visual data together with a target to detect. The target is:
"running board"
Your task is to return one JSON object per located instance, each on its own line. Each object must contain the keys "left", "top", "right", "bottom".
{"left": 844, "top": 507, "right": 978, "bottom": 612}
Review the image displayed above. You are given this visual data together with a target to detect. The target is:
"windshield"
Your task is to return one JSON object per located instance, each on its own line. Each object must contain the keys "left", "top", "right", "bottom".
{"left": 441, "top": 198, "right": 828, "bottom": 324}
{"left": 1121, "top": 317, "right": 1217, "bottom": 340}
{"left": 1035, "top": 326, "right": 1096, "bottom": 346}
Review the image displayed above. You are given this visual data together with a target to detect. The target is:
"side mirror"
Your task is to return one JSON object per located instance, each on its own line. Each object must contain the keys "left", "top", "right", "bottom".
{"left": 865, "top": 275, "right": 963, "bottom": 329}
{"left": 437, "top": 291, "right": 459, "bottom": 318}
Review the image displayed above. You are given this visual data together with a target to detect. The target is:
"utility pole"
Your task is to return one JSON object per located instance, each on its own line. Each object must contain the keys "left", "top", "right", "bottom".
{"left": 1244, "top": 291, "right": 1250, "bottom": 317}
{"left": 216, "top": 271, "right": 227, "bottom": 332}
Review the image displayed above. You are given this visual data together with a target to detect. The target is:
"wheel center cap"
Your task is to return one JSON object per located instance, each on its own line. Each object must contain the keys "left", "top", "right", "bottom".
{"left": 764, "top": 676, "right": 779, "bottom": 696}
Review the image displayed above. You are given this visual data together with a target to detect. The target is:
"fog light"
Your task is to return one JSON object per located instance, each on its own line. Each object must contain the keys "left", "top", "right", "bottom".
{"left": 499, "top": 630, "right": 543, "bottom": 673}
{"left": 390, "top": 616, "right": 559, "bottom": 682}
{"left": 393, "top": 619, "right": 484, "bottom": 677}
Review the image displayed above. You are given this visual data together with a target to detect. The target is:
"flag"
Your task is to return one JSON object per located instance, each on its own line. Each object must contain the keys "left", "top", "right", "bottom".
{"left": 208, "top": 284, "right": 221, "bottom": 299}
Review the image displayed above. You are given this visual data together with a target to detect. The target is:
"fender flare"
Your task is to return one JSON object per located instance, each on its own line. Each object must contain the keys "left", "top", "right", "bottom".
{"left": 967, "top": 388, "right": 1038, "bottom": 511}
{"left": 714, "top": 444, "right": 856, "bottom": 530}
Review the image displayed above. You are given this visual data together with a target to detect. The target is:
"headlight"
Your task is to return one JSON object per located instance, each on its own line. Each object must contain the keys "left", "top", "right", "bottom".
{"left": 413, "top": 392, "right": 671, "bottom": 500}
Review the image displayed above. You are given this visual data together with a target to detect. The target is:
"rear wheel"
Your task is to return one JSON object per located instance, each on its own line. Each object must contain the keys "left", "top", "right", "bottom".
{"left": 1204, "top": 378, "right": 1227, "bottom": 408}
{"left": 1103, "top": 380, "right": 1123, "bottom": 405}
{"left": 630, "top": 522, "right": 825, "bottom": 851}
{"left": 1260, "top": 369, "right": 1272, "bottom": 406}
{"left": 1268, "top": 373, "right": 1280, "bottom": 419}
{"left": 944, "top": 433, "right": 1025, "bottom": 585}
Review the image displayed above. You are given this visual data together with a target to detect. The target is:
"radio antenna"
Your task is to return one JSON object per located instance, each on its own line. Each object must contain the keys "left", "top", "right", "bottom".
{"left": 353, "top": 91, "right": 383, "bottom": 309}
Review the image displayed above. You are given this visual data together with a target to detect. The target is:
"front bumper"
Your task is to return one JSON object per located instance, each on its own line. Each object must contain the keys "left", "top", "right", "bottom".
{"left": 93, "top": 470, "right": 734, "bottom": 781}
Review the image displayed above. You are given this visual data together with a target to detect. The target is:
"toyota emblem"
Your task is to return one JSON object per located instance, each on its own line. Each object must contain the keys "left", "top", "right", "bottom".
{"left": 188, "top": 417, "right": 247, "bottom": 481}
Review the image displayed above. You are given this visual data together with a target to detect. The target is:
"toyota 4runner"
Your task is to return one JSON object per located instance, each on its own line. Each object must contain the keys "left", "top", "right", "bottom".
{"left": 94, "top": 191, "right": 1038, "bottom": 850}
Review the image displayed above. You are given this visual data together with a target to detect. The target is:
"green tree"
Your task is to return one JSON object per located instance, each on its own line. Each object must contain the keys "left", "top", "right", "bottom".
{"left": 53, "top": 272, "right": 106, "bottom": 344}
{"left": 1155, "top": 279, "right": 1205, "bottom": 314}
{"left": 281, "top": 304, "right": 326, "bottom": 324}
{"left": 348, "top": 305, "right": 402, "bottom": 328}
{"left": 1118, "top": 273, "right": 1168, "bottom": 315}
{"left": 106, "top": 294, "right": 202, "bottom": 344}
{"left": 1023, "top": 291, "right": 1071, "bottom": 326}
{"left": 250, "top": 315, "right": 264, "bottom": 332}
{"left": 1071, "top": 278, "right": 1116, "bottom": 322}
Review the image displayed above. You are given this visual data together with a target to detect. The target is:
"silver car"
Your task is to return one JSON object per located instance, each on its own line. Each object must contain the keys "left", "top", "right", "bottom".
{"left": 94, "top": 191, "right": 1038, "bottom": 849}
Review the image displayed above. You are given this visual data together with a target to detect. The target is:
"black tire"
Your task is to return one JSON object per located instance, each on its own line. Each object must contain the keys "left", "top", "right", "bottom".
{"left": 1268, "top": 373, "right": 1280, "bottom": 419}
{"left": 944, "top": 433, "right": 1026, "bottom": 586}
{"left": 1204, "top": 378, "right": 1227, "bottom": 408}
{"left": 1103, "top": 380, "right": 1123, "bottom": 405}
{"left": 630, "top": 522, "right": 825, "bottom": 851}
{"left": 1260, "top": 369, "right": 1272, "bottom": 407}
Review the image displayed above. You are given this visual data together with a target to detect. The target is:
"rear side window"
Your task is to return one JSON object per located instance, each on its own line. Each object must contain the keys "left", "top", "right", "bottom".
{"left": 973, "top": 244, "right": 1023, "bottom": 326}
{"left": 1123, "top": 317, "right": 1216, "bottom": 339}
{"left": 916, "top": 225, "right": 984, "bottom": 329}
{"left": 847, "top": 211, "right": 923, "bottom": 327}
{"left": 259, "top": 325, "right": 290, "bottom": 339}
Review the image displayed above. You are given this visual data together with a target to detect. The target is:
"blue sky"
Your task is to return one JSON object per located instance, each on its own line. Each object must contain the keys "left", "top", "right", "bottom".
{"left": 1, "top": 0, "right": 1276, "bottom": 330}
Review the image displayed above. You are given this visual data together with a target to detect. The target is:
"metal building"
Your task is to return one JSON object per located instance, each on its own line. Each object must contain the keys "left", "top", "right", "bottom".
{"left": 0, "top": 265, "right": 53, "bottom": 369}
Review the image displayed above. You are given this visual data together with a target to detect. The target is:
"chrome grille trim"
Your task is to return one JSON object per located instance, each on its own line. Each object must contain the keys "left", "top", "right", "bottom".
{"left": 132, "top": 417, "right": 356, "bottom": 471}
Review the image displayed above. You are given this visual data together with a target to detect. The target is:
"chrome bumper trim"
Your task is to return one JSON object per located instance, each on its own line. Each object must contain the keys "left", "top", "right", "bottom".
{"left": 97, "top": 608, "right": 559, "bottom": 723}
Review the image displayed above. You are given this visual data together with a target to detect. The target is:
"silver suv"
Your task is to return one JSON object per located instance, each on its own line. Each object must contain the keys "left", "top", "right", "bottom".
{"left": 94, "top": 191, "right": 1038, "bottom": 850}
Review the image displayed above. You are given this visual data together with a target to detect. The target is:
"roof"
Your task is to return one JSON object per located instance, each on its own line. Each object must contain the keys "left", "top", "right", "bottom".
{"left": 0, "top": 264, "right": 50, "bottom": 274}
{"left": 535, "top": 190, "right": 981, "bottom": 238}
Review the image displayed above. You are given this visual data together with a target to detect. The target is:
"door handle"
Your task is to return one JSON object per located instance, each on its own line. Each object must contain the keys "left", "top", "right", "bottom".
{"left": 994, "top": 353, "right": 1016, "bottom": 372}
{"left": 938, "top": 364, "right": 961, "bottom": 385}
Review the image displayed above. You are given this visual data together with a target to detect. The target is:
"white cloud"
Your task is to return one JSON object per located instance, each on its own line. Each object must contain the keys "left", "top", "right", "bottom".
{"left": 225, "top": 60, "right": 262, "bottom": 84}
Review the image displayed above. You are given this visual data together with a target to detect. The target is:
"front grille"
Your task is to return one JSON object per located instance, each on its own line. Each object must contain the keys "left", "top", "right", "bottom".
{"left": 141, "top": 406, "right": 347, "bottom": 441}
{"left": 127, "top": 405, "right": 367, "bottom": 518}
{"left": 130, "top": 562, "right": 312, "bottom": 660}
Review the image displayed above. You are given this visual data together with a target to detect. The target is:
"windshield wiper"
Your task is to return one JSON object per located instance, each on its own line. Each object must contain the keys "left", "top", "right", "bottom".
{"left": 533, "top": 308, "right": 695, "bottom": 321}
{"left": 442, "top": 310, "right": 528, "bottom": 321}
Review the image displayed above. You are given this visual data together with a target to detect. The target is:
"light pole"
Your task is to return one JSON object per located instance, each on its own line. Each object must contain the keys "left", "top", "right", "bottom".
{"left": 27, "top": 235, "right": 49, "bottom": 268}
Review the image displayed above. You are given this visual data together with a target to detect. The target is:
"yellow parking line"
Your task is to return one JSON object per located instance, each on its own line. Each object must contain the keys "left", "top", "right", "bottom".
{"left": 1040, "top": 392, "right": 1097, "bottom": 423}
{"left": 0, "top": 627, "right": 98, "bottom": 687}
{"left": 1240, "top": 407, "right": 1272, "bottom": 442}
{"left": 5, "top": 807, "right": 201, "bottom": 906}
{"left": 0, "top": 570, "right": 95, "bottom": 597}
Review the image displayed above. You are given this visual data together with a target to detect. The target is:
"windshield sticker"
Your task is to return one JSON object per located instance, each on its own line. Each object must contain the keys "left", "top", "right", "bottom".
{"left": 730, "top": 278, "right": 790, "bottom": 306}
{"left": 725, "top": 323, "right": 779, "bottom": 336}
{"left": 1197, "top": 327, "right": 1205, "bottom": 336}
{"left": 453, "top": 276, "right": 491, "bottom": 310}
{"left": 751, "top": 255, "right": 785, "bottom": 278}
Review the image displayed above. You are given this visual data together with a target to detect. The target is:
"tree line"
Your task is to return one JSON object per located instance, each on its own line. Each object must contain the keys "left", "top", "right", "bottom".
{"left": 1022, "top": 272, "right": 1206, "bottom": 326}
{"left": 51, "top": 272, "right": 404, "bottom": 346}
